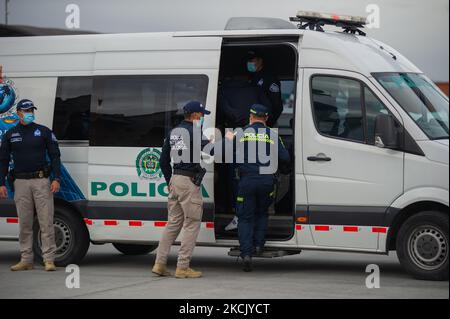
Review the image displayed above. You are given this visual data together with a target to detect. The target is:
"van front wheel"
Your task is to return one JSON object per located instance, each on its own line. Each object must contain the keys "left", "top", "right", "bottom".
{"left": 396, "top": 211, "right": 449, "bottom": 281}
{"left": 113, "top": 243, "right": 157, "bottom": 256}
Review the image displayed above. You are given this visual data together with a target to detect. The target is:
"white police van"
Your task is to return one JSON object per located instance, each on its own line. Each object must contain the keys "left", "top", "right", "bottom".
{"left": 0, "top": 12, "right": 448, "bottom": 280}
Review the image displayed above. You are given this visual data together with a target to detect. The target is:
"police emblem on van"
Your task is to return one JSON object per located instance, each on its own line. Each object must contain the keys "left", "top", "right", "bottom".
{"left": 136, "top": 148, "right": 163, "bottom": 180}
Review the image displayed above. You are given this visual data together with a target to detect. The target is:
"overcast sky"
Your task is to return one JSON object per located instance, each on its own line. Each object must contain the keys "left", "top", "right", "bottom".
{"left": 0, "top": 0, "right": 449, "bottom": 82}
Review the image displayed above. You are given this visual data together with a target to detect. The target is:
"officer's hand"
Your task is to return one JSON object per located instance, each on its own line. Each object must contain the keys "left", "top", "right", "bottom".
{"left": 50, "top": 180, "right": 61, "bottom": 194}
{"left": 225, "top": 131, "right": 236, "bottom": 141}
{"left": 0, "top": 186, "right": 8, "bottom": 199}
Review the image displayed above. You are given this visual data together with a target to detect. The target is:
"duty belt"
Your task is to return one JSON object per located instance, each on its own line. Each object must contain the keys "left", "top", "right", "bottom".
{"left": 14, "top": 167, "right": 51, "bottom": 180}
{"left": 173, "top": 169, "right": 197, "bottom": 179}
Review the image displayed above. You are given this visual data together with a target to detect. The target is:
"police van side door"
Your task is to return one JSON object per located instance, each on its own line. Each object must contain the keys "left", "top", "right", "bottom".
{"left": 302, "top": 69, "right": 404, "bottom": 251}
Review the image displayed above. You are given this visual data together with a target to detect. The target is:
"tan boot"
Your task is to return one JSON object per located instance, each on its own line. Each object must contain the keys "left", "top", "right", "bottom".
{"left": 44, "top": 262, "right": 56, "bottom": 272}
{"left": 175, "top": 267, "right": 202, "bottom": 279}
{"left": 152, "top": 263, "right": 171, "bottom": 277}
{"left": 10, "top": 261, "right": 33, "bottom": 272}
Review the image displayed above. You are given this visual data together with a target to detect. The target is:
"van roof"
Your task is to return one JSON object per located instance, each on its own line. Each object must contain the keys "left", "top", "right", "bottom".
{"left": 0, "top": 28, "right": 422, "bottom": 77}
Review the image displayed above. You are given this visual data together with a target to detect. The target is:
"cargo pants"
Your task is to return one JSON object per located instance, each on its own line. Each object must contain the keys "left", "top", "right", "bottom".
{"left": 14, "top": 178, "right": 56, "bottom": 263}
{"left": 155, "top": 175, "right": 203, "bottom": 269}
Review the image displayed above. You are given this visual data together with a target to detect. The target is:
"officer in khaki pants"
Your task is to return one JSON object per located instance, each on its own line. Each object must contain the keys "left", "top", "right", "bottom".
{"left": 152, "top": 101, "right": 210, "bottom": 279}
{"left": 0, "top": 99, "right": 61, "bottom": 272}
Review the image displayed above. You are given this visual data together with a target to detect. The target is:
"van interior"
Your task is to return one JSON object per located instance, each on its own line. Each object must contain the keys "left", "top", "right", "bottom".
{"left": 214, "top": 41, "right": 298, "bottom": 242}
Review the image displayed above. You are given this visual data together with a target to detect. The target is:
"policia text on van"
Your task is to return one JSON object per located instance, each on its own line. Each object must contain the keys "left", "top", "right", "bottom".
{"left": 0, "top": 12, "right": 448, "bottom": 281}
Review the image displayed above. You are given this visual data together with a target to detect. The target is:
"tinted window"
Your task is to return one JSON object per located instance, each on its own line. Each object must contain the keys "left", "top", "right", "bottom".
{"left": 53, "top": 77, "right": 92, "bottom": 141}
{"left": 364, "top": 87, "right": 390, "bottom": 145}
{"left": 312, "top": 76, "right": 364, "bottom": 142}
{"left": 90, "top": 75, "right": 209, "bottom": 147}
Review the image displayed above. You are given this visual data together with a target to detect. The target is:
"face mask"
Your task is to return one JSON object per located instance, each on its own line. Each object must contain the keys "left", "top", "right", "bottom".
{"left": 22, "top": 113, "right": 35, "bottom": 125}
{"left": 195, "top": 117, "right": 204, "bottom": 128}
{"left": 247, "top": 62, "right": 258, "bottom": 73}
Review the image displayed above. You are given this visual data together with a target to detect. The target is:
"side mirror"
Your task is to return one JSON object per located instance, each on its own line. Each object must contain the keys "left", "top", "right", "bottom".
{"left": 374, "top": 114, "right": 399, "bottom": 149}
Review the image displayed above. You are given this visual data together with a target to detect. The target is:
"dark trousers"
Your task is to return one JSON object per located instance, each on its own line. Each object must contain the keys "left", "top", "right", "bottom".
{"left": 236, "top": 175, "right": 275, "bottom": 258}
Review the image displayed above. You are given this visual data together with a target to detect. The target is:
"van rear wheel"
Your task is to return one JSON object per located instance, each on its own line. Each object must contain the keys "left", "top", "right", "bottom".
{"left": 113, "top": 243, "right": 157, "bottom": 255}
{"left": 33, "top": 206, "right": 90, "bottom": 267}
{"left": 396, "top": 211, "right": 449, "bottom": 281}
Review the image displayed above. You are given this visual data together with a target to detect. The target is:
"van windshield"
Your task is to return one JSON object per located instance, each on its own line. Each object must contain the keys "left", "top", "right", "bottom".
{"left": 373, "top": 73, "right": 449, "bottom": 140}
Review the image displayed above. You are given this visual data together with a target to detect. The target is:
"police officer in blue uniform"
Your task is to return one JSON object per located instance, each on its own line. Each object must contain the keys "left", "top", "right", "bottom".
{"left": 227, "top": 104, "right": 291, "bottom": 272}
{"left": 247, "top": 50, "right": 284, "bottom": 127}
{"left": 0, "top": 99, "right": 61, "bottom": 272}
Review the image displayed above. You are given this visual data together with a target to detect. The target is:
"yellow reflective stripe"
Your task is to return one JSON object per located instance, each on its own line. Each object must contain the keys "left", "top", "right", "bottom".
{"left": 239, "top": 137, "right": 275, "bottom": 144}
{"left": 237, "top": 197, "right": 244, "bottom": 203}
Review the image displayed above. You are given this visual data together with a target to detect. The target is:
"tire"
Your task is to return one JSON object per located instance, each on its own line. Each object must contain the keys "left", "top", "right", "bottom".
{"left": 396, "top": 211, "right": 449, "bottom": 281}
{"left": 33, "top": 205, "right": 90, "bottom": 267}
{"left": 113, "top": 243, "right": 157, "bottom": 256}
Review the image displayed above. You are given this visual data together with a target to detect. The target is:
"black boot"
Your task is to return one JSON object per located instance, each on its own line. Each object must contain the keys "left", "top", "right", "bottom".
{"left": 242, "top": 256, "right": 253, "bottom": 272}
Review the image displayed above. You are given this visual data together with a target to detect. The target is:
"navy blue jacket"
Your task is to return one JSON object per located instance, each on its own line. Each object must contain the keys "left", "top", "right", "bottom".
{"left": 250, "top": 71, "right": 283, "bottom": 127}
{"left": 234, "top": 122, "right": 290, "bottom": 177}
{"left": 0, "top": 122, "right": 61, "bottom": 186}
{"left": 160, "top": 120, "right": 209, "bottom": 184}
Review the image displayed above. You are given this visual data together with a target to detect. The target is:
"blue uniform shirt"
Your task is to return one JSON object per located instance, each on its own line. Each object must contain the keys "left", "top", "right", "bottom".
{"left": 0, "top": 122, "right": 61, "bottom": 186}
{"left": 234, "top": 122, "right": 290, "bottom": 177}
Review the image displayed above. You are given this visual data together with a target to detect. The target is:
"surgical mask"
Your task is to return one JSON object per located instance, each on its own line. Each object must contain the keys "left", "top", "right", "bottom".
{"left": 22, "top": 113, "right": 35, "bottom": 125}
{"left": 196, "top": 117, "right": 205, "bottom": 128}
{"left": 247, "top": 62, "right": 258, "bottom": 73}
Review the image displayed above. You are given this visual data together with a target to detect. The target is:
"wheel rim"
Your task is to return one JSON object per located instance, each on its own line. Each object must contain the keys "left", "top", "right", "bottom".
{"left": 408, "top": 225, "right": 448, "bottom": 271}
{"left": 38, "top": 218, "right": 73, "bottom": 260}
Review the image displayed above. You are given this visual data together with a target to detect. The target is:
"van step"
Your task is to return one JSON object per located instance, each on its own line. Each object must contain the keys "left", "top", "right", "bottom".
{"left": 228, "top": 247, "right": 301, "bottom": 258}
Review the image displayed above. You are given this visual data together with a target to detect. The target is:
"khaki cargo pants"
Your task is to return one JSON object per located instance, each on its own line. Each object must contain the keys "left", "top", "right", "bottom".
{"left": 155, "top": 175, "right": 203, "bottom": 269}
{"left": 14, "top": 178, "right": 56, "bottom": 263}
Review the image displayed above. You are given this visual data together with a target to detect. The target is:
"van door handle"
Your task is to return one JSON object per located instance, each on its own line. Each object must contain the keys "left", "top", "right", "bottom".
{"left": 307, "top": 155, "right": 332, "bottom": 162}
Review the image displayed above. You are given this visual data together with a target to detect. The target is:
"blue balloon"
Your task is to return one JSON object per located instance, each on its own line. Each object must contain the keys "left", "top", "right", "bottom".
{"left": 0, "top": 84, "right": 16, "bottom": 114}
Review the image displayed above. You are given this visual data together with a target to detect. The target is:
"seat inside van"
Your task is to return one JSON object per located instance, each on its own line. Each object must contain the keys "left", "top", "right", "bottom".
{"left": 214, "top": 42, "right": 297, "bottom": 241}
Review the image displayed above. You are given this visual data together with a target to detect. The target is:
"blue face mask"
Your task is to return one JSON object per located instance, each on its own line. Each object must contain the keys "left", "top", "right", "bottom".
{"left": 196, "top": 117, "right": 205, "bottom": 128}
{"left": 247, "top": 62, "right": 258, "bottom": 73}
{"left": 22, "top": 113, "right": 35, "bottom": 125}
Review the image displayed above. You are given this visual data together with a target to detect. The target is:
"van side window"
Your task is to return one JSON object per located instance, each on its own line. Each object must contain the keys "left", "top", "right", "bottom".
{"left": 53, "top": 77, "right": 93, "bottom": 141}
{"left": 364, "top": 87, "right": 390, "bottom": 145}
{"left": 90, "top": 75, "right": 209, "bottom": 147}
{"left": 311, "top": 76, "right": 365, "bottom": 142}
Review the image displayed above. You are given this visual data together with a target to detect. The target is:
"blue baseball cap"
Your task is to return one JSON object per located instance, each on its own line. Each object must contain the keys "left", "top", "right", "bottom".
{"left": 183, "top": 101, "right": 211, "bottom": 115}
{"left": 17, "top": 99, "right": 37, "bottom": 111}
{"left": 250, "top": 104, "right": 270, "bottom": 117}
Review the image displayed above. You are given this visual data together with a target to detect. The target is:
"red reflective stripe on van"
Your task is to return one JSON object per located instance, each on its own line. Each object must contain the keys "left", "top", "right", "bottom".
{"left": 315, "top": 225, "right": 330, "bottom": 231}
{"left": 206, "top": 222, "right": 215, "bottom": 229}
{"left": 155, "top": 221, "right": 167, "bottom": 227}
{"left": 6, "top": 218, "right": 18, "bottom": 224}
{"left": 84, "top": 218, "right": 93, "bottom": 226}
{"left": 372, "top": 227, "right": 387, "bottom": 233}
{"left": 296, "top": 225, "right": 302, "bottom": 231}
{"left": 104, "top": 220, "right": 118, "bottom": 226}
{"left": 343, "top": 226, "right": 359, "bottom": 232}
{"left": 129, "top": 221, "right": 143, "bottom": 227}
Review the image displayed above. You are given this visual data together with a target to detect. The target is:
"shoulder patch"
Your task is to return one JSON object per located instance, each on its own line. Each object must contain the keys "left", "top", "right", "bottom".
{"left": 269, "top": 83, "right": 280, "bottom": 93}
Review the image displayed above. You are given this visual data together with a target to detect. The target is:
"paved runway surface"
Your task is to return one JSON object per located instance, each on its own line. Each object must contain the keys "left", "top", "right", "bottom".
{"left": 0, "top": 241, "right": 448, "bottom": 299}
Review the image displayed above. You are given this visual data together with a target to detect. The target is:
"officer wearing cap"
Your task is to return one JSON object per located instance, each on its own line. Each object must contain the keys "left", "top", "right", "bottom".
{"left": 0, "top": 99, "right": 61, "bottom": 272}
{"left": 247, "top": 50, "right": 284, "bottom": 127}
{"left": 152, "top": 101, "right": 211, "bottom": 279}
{"left": 226, "top": 104, "right": 290, "bottom": 272}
